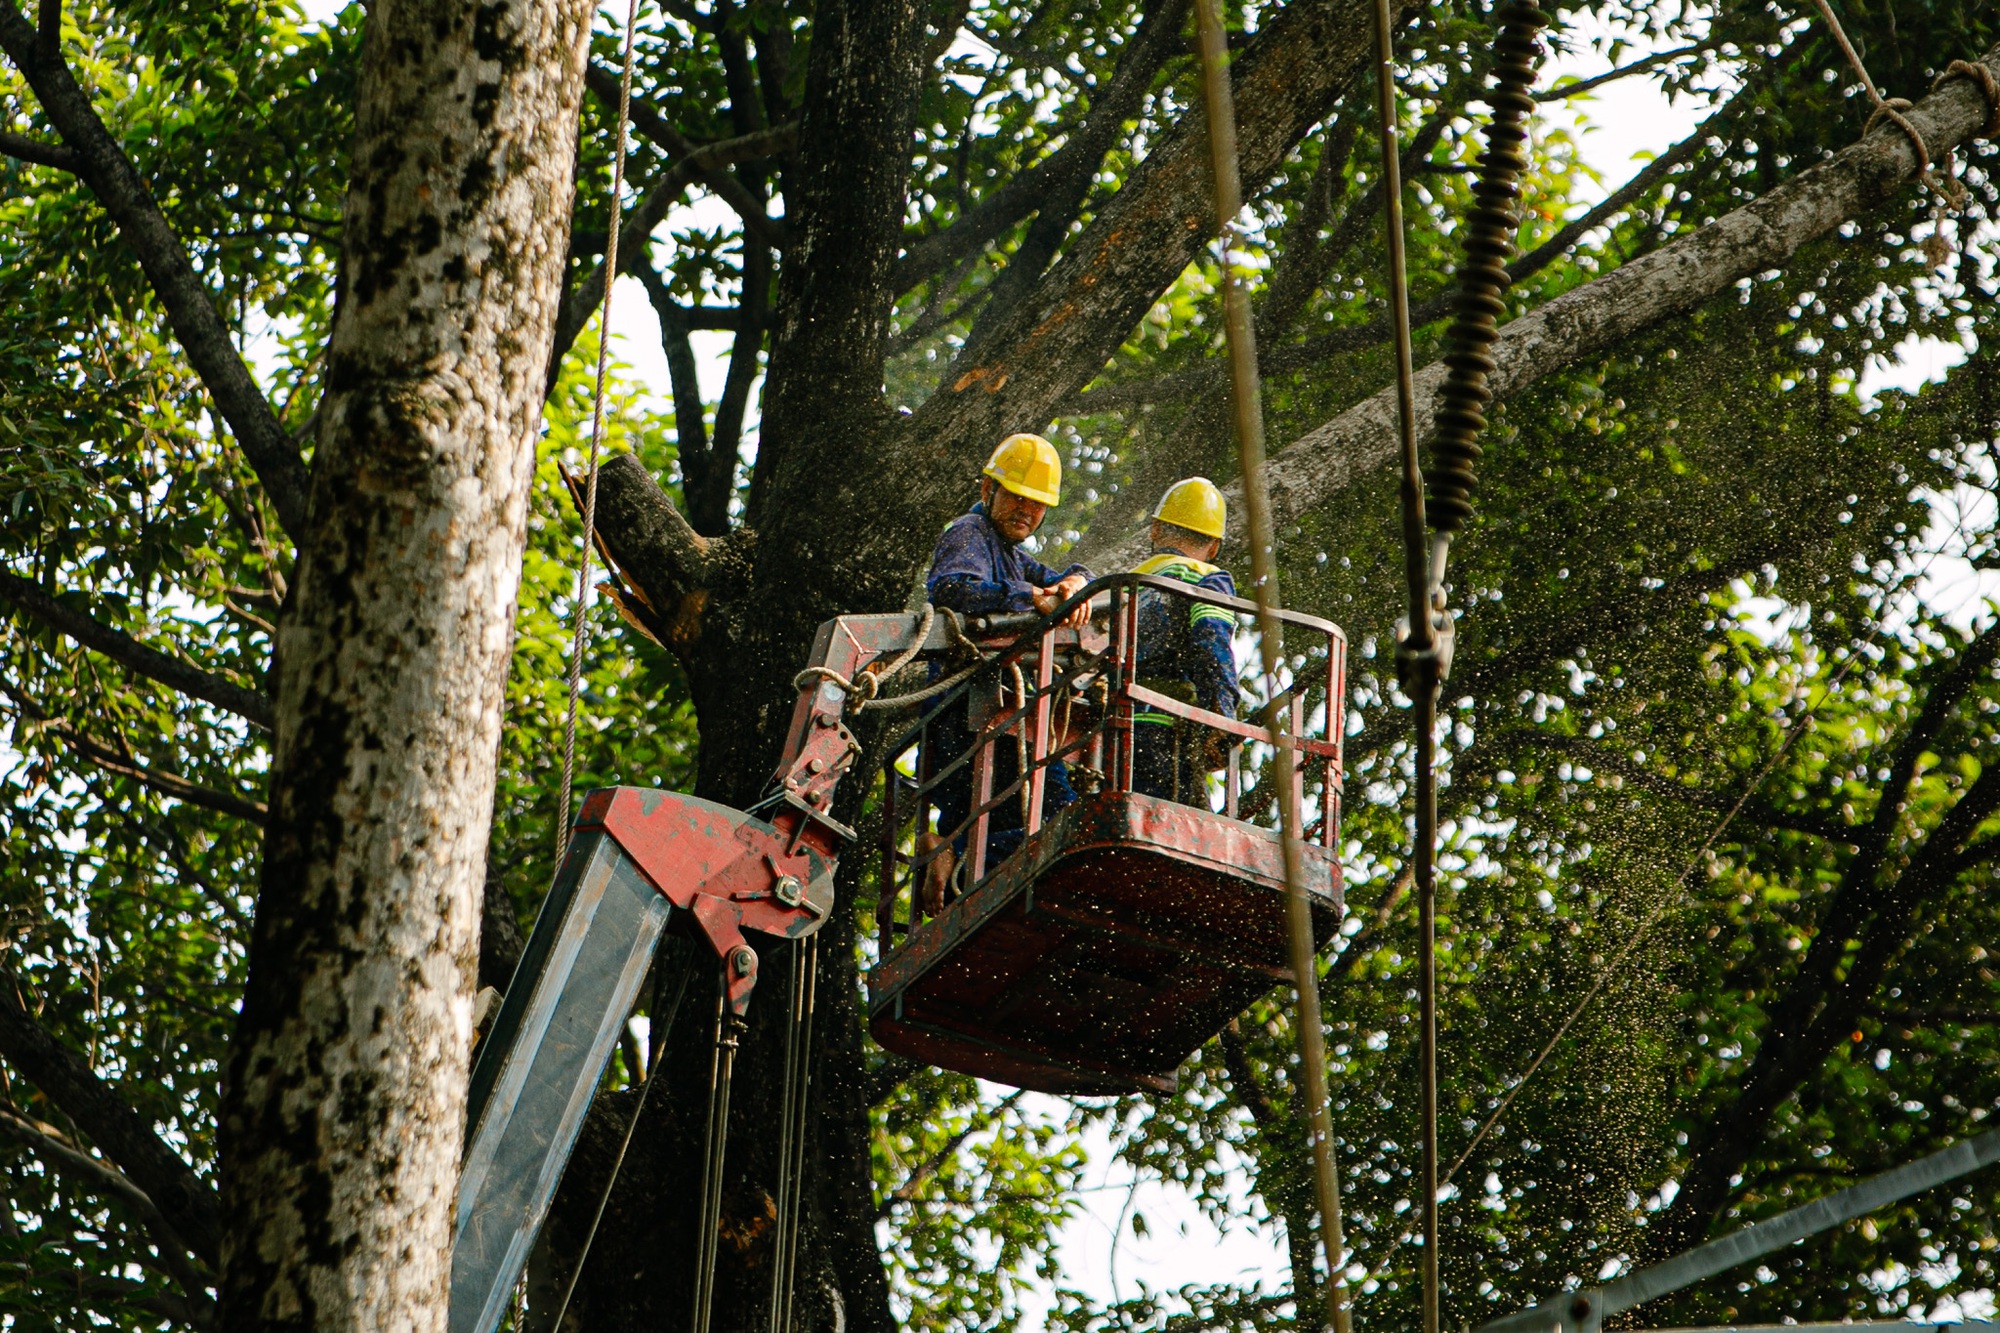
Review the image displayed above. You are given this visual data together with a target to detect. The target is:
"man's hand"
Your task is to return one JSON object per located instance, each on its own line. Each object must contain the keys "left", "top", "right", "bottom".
{"left": 1033, "top": 573, "right": 1090, "bottom": 628}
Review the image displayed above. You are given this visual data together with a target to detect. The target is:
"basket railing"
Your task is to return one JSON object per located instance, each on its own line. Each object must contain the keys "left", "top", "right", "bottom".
{"left": 872, "top": 572, "right": 1346, "bottom": 956}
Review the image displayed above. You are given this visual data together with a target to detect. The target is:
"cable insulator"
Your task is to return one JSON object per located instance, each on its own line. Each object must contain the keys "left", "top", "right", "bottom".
{"left": 1427, "top": 0, "right": 1549, "bottom": 535}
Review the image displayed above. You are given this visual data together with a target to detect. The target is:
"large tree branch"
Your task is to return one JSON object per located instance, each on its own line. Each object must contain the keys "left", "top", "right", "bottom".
{"left": 2, "top": 688, "right": 269, "bottom": 822}
{"left": 1094, "top": 45, "right": 2000, "bottom": 570}
{"left": 586, "top": 62, "right": 793, "bottom": 253}
{"left": 0, "top": 1105, "right": 211, "bottom": 1295}
{"left": 895, "top": 0, "right": 1190, "bottom": 296}
{"left": 634, "top": 259, "right": 730, "bottom": 535}
{"left": 1534, "top": 42, "right": 1712, "bottom": 102}
{"left": 50, "top": 719, "right": 269, "bottom": 823}
{"left": 896, "top": 0, "right": 1410, "bottom": 481}
{"left": 48, "top": 1273, "right": 211, "bottom": 1330}
{"left": 750, "top": 0, "right": 1409, "bottom": 584}
{"left": 1218, "top": 1020, "right": 1281, "bottom": 1129}
{"left": 1657, "top": 753, "right": 2000, "bottom": 1255}
{"left": 1730, "top": 620, "right": 2000, "bottom": 1087}
{"left": 0, "top": 125, "right": 75, "bottom": 169}
{"left": 1256, "top": 108, "right": 1361, "bottom": 341}
{"left": 0, "top": 976, "right": 221, "bottom": 1267}
{"left": 549, "top": 116, "right": 795, "bottom": 368}
{"left": 0, "top": 571, "right": 273, "bottom": 729}
{"left": 0, "top": 6, "right": 310, "bottom": 536}
{"left": 707, "top": 238, "right": 769, "bottom": 533}
{"left": 585, "top": 454, "right": 754, "bottom": 656}
{"left": 747, "top": 0, "right": 932, "bottom": 531}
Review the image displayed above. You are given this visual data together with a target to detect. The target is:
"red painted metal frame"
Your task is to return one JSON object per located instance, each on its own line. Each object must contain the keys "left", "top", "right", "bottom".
{"left": 669, "top": 571, "right": 1352, "bottom": 1087}
{"left": 846, "top": 572, "right": 1349, "bottom": 1091}
{"left": 869, "top": 790, "right": 1346, "bottom": 1093}
{"left": 574, "top": 787, "right": 837, "bottom": 1014}
{"left": 869, "top": 574, "right": 1348, "bottom": 935}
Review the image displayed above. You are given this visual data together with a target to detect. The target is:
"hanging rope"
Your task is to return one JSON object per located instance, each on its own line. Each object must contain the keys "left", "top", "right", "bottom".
{"left": 1812, "top": 0, "right": 1934, "bottom": 177}
{"left": 556, "top": 0, "right": 643, "bottom": 867}
{"left": 1809, "top": 4, "right": 2000, "bottom": 267}
{"left": 1192, "top": 3, "right": 1353, "bottom": 1331}
{"left": 793, "top": 604, "right": 994, "bottom": 713}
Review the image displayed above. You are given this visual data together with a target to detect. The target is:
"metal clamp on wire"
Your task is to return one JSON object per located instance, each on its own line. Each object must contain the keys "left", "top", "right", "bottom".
{"left": 1395, "top": 593, "right": 1456, "bottom": 694}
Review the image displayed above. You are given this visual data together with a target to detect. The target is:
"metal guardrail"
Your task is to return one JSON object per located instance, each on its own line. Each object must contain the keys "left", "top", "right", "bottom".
{"left": 1475, "top": 1128, "right": 2000, "bottom": 1333}
{"left": 872, "top": 571, "right": 1347, "bottom": 953}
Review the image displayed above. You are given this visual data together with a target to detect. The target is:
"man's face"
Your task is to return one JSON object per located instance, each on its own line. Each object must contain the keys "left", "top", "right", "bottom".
{"left": 987, "top": 484, "right": 1047, "bottom": 544}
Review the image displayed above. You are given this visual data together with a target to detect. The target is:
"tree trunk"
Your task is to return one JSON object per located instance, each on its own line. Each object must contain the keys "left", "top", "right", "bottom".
{"left": 547, "top": 0, "right": 932, "bottom": 1326}
{"left": 216, "top": 1, "right": 592, "bottom": 1326}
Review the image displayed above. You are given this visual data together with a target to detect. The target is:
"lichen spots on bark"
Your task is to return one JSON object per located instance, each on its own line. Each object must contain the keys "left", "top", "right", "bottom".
{"left": 217, "top": 0, "right": 596, "bottom": 1327}
{"left": 471, "top": 80, "right": 502, "bottom": 130}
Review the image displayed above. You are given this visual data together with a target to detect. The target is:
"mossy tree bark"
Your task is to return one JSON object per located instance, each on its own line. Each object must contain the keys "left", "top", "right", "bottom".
{"left": 213, "top": 1, "right": 594, "bottom": 1326}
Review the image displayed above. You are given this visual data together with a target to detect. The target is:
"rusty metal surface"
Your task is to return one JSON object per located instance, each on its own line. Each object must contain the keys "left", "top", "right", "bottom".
{"left": 869, "top": 790, "right": 1343, "bottom": 1094}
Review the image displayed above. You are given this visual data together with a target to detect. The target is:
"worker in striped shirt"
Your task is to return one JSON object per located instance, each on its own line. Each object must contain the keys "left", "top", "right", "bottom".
{"left": 1131, "top": 478, "right": 1239, "bottom": 805}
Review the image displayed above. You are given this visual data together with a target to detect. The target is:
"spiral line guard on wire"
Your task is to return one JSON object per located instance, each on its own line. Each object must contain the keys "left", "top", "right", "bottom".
{"left": 1428, "top": 0, "right": 1549, "bottom": 535}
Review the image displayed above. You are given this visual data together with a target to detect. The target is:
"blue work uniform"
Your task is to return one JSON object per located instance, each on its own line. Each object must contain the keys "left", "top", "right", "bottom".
{"left": 926, "top": 502, "right": 1091, "bottom": 614}
{"left": 924, "top": 503, "right": 1089, "bottom": 873}
{"left": 1131, "top": 551, "right": 1240, "bottom": 805}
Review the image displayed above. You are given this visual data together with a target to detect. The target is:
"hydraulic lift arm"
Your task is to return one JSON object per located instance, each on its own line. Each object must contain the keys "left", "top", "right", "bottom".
{"left": 449, "top": 607, "right": 963, "bottom": 1333}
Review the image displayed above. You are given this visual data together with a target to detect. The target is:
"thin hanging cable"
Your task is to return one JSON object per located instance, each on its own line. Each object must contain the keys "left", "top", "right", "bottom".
{"left": 778, "top": 947, "right": 816, "bottom": 1329}
{"left": 768, "top": 945, "right": 803, "bottom": 1333}
{"left": 693, "top": 992, "right": 746, "bottom": 1333}
{"left": 1361, "top": 1, "right": 1440, "bottom": 1331}
{"left": 768, "top": 936, "right": 818, "bottom": 1333}
{"left": 1192, "top": 4, "right": 1352, "bottom": 1330}
{"left": 557, "top": 0, "right": 643, "bottom": 868}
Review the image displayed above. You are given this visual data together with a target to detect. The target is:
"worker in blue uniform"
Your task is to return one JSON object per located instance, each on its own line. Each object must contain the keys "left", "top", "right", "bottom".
{"left": 921, "top": 434, "right": 1091, "bottom": 903}
{"left": 926, "top": 432, "right": 1092, "bottom": 623}
{"left": 1131, "top": 477, "right": 1240, "bottom": 806}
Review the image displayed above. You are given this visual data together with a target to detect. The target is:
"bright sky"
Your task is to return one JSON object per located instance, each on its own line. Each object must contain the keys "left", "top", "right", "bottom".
{"left": 276, "top": 0, "right": 1993, "bottom": 1321}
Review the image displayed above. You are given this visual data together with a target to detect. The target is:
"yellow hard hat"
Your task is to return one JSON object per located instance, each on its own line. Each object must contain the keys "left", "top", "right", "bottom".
{"left": 982, "top": 432, "right": 1062, "bottom": 507}
{"left": 1152, "top": 476, "right": 1226, "bottom": 539}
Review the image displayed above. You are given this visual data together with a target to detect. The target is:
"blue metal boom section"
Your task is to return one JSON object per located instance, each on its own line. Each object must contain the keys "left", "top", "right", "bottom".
{"left": 450, "top": 829, "right": 671, "bottom": 1333}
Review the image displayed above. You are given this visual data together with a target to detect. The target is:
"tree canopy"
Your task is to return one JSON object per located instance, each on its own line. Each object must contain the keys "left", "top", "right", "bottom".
{"left": 3, "top": 0, "right": 2000, "bottom": 1328}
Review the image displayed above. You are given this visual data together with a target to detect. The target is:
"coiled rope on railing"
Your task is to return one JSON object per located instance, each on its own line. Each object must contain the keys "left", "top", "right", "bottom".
{"left": 793, "top": 604, "right": 995, "bottom": 713}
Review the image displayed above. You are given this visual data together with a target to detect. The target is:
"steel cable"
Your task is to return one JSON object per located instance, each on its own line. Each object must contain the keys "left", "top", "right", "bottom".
{"left": 545, "top": 938, "right": 695, "bottom": 1330}
{"left": 768, "top": 937, "right": 818, "bottom": 1333}
{"left": 556, "top": 0, "right": 642, "bottom": 867}
{"left": 693, "top": 995, "right": 746, "bottom": 1333}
